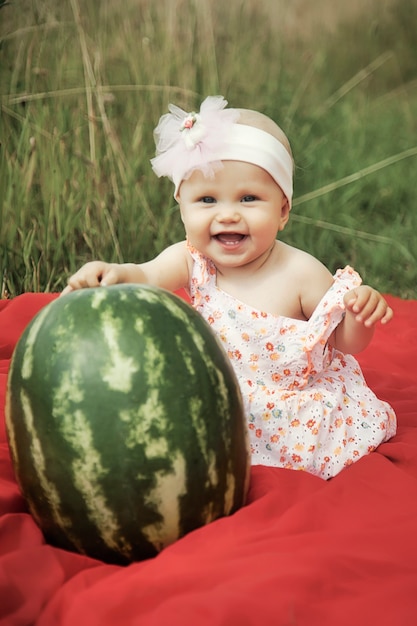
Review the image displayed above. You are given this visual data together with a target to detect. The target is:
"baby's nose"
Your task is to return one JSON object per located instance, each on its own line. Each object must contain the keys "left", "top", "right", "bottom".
{"left": 216, "top": 204, "right": 241, "bottom": 222}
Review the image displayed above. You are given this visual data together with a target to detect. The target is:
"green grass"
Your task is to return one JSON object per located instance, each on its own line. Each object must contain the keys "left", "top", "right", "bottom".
{"left": 1, "top": 0, "right": 416, "bottom": 298}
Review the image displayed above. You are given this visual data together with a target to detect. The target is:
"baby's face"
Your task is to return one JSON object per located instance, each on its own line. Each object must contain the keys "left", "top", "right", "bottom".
{"left": 177, "top": 160, "right": 289, "bottom": 272}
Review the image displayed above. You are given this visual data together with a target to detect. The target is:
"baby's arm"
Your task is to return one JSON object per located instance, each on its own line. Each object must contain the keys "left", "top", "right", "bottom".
{"left": 331, "top": 285, "right": 393, "bottom": 354}
{"left": 61, "top": 241, "right": 190, "bottom": 296}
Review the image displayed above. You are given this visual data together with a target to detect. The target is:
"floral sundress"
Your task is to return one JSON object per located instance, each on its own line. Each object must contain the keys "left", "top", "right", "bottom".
{"left": 187, "top": 245, "right": 397, "bottom": 479}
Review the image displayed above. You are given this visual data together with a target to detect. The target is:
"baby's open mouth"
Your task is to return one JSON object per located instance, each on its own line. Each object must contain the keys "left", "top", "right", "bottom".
{"left": 214, "top": 233, "right": 247, "bottom": 246}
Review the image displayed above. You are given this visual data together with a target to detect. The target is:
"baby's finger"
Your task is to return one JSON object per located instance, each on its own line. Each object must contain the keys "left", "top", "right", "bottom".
{"left": 60, "top": 284, "right": 73, "bottom": 297}
{"left": 380, "top": 304, "right": 394, "bottom": 325}
{"left": 361, "top": 298, "right": 390, "bottom": 327}
{"left": 346, "top": 288, "right": 375, "bottom": 315}
{"left": 343, "top": 289, "right": 362, "bottom": 312}
{"left": 356, "top": 290, "right": 379, "bottom": 315}
{"left": 65, "top": 270, "right": 102, "bottom": 292}
{"left": 99, "top": 267, "right": 119, "bottom": 287}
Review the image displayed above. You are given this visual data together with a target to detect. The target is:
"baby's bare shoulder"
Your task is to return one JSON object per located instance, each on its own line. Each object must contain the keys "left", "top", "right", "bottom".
{"left": 276, "top": 243, "right": 334, "bottom": 318}
{"left": 278, "top": 242, "right": 331, "bottom": 277}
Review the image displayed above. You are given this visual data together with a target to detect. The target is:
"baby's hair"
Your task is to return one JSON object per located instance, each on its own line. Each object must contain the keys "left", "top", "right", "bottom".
{"left": 235, "top": 109, "right": 293, "bottom": 161}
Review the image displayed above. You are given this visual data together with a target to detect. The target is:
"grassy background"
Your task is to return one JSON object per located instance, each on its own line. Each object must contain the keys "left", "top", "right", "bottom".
{"left": 1, "top": 0, "right": 416, "bottom": 298}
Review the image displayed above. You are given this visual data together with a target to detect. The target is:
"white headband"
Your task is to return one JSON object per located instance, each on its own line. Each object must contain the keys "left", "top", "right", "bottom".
{"left": 151, "top": 96, "right": 293, "bottom": 208}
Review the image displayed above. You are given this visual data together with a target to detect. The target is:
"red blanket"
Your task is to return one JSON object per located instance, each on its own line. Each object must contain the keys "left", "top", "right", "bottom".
{"left": 1, "top": 292, "right": 416, "bottom": 626}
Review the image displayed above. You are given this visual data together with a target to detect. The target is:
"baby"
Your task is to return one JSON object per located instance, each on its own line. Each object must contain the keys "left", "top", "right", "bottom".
{"left": 63, "top": 95, "right": 397, "bottom": 479}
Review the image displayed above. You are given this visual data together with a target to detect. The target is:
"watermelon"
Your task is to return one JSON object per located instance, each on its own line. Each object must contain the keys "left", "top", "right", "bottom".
{"left": 5, "top": 284, "right": 250, "bottom": 565}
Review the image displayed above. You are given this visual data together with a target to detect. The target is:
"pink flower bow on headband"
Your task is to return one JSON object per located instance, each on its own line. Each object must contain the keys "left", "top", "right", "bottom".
{"left": 151, "top": 95, "right": 240, "bottom": 188}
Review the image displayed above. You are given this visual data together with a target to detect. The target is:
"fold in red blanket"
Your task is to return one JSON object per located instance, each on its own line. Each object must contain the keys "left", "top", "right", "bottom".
{"left": 1, "top": 293, "right": 416, "bottom": 626}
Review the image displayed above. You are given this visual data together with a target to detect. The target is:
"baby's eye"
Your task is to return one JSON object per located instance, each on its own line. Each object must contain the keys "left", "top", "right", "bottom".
{"left": 200, "top": 196, "right": 216, "bottom": 204}
{"left": 241, "top": 195, "right": 257, "bottom": 203}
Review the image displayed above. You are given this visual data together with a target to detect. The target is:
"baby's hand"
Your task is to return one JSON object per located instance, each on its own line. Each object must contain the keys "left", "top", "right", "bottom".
{"left": 61, "top": 261, "right": 122, "bottom": 296}
{"left": 343, "top": 286, "right": 393, "bottom": 327}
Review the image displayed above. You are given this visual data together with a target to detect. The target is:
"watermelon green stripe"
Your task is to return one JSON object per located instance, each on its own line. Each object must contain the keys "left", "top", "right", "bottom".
{"left": 60, "top": 407, "right": 129, "bottom": 554}
{"left": 6, "top": 284, "right": 250, "bottom": 564}
{"left": 18, "top": 388, "right": 66, "bottom": 528}
{"left": 141, "top": 449, "right": 187, "bottom": 549}
{"left": 7, "top": 388, "right": 89, "bottom": 555}
{"left": 20, "top": 305, "right": 50, "bottom": 380}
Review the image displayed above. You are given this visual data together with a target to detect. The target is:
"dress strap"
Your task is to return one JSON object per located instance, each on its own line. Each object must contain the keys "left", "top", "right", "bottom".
{"left": 186, "top": 241, "right": 217, "bottom": 307}
{"left": 305, "top": 265, "right": 362, "bottom": 349}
